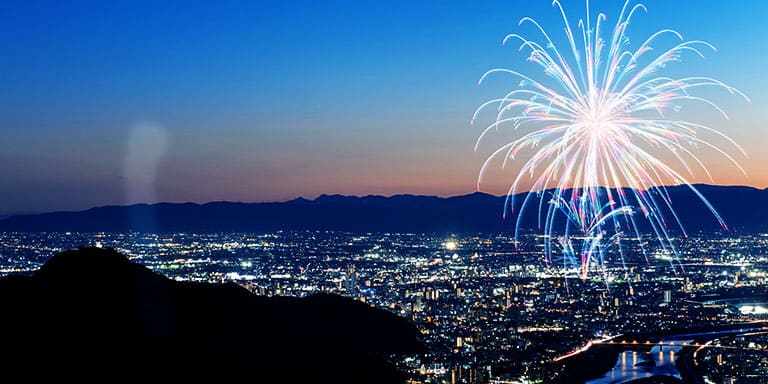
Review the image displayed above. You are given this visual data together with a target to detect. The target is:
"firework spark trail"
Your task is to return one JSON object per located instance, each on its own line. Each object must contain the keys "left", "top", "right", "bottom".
{"left": 473, "top": 0, "right": 747, "bottom": 281}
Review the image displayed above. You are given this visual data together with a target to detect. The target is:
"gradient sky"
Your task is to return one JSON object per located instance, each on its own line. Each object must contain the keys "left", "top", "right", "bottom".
{"left": 1, "top": 0, "right": 766, "bottom": 213}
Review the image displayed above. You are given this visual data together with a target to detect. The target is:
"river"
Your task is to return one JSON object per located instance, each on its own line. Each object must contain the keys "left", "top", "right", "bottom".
{"left": 583, "top": 325, "right": 766, "bottom": 384}
{"left": 586, "top": 341, "right": 687, "bottom": 384}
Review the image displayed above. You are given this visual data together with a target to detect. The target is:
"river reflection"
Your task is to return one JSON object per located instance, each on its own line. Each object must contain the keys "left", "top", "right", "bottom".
{"left": 586, "top": 340, "right": 689, "bottom": 384}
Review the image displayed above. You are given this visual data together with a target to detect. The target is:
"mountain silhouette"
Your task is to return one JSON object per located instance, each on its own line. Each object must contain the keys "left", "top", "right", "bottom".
{"left": 0, "top": 184, "right": 765, "bottom": 233}
{"left": 0, "top": 247, "right": 423, "bottom": 383}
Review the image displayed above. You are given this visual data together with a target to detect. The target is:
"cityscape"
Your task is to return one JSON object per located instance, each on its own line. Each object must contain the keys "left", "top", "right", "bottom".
{"left": 2, "top": 0, "right": 768, "bottom": 382}
{"left": 2, "top": 230, "right": 766, "bottom": 383}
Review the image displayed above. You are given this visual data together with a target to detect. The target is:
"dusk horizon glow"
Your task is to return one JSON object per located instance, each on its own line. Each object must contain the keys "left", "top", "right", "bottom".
{"left": 1, "top": 0, "right": 766, "bottom": 214}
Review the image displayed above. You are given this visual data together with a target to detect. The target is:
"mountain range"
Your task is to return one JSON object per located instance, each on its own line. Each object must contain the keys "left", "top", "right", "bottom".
{"left": 0, "top": 184, "right": 766, "bottom": 233}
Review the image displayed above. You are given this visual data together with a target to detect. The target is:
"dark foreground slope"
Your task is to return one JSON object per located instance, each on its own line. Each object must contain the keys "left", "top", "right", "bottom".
{"left": 0, "top": 247, "right": 423, "bottom": 383}
{"left": 0, "top": 185, "right": 765, "bottom": 233}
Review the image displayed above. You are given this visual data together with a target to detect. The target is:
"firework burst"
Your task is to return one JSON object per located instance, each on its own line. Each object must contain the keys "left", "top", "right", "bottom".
{"left": 473, "top": 0, "right": 748, "bottom": 281}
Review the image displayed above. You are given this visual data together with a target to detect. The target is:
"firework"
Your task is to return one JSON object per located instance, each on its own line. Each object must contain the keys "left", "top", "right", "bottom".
{"left": 474, "top": 0, "right": 747, "bottom": 280}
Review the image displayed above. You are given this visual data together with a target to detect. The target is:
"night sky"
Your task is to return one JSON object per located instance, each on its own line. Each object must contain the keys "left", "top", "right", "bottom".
{"left": 1, "top": 0, "right": 766, "bottom": 213}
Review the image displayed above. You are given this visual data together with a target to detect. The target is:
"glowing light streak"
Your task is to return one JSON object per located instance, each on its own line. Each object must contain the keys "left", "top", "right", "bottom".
{"left": 474, "top": 0, "right": 747, "bottom": 282}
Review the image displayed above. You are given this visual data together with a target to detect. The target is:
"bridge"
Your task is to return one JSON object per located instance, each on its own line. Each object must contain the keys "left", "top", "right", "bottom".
{"left": 553, "top": 326, "right": 768, "bottom": 362}
{"left": 597, "top": 339, "right": 695, "bottom": 346}
{"left": 592, "top": 339, "right": 737, "bottom": 349}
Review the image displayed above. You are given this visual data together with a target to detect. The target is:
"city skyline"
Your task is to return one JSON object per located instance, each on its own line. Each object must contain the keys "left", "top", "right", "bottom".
{"left": 2, "top": 0, "right": 767, "bottom": 214}
{"left": 2, "top": 230, "right": 767, "bottom": 383}
{"left": 2, "top": 2, "right": 767, "bottom": 382}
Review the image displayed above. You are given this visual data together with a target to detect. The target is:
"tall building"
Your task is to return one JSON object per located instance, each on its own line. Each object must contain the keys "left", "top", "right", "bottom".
{"left": 663, "top": 290, "right": 672, "bottom": 304}
{"left": 345, "top": 264, "right": 357, "bottom": 296}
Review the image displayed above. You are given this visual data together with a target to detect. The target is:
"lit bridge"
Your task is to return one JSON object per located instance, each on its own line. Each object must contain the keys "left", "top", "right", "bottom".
{"left": 591, "top": 340, "right": 736, "bottom": 349}
{"left": 553, "top": 326, "right": 768, "bottom": 362}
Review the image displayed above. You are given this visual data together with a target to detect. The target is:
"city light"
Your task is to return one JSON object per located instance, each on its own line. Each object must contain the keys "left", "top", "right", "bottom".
{"left": 1, "top": 230, "right": 767, "bottom": 382}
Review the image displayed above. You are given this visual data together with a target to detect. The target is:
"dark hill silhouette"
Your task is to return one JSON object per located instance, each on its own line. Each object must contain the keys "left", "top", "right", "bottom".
{"left": 0, "top": 184, "right": 765, "bottom": 233}
{"left": 0, "top": 247, "right": 423, "bottom": 383}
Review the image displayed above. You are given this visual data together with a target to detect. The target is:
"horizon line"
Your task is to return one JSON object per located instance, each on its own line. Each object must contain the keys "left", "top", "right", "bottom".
{"left": 3, "top": 183, "right": 764, "bottom": 218}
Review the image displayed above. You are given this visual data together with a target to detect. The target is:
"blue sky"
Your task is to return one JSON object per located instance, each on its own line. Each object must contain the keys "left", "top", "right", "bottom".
{"left": 1, "top": 0, "right": 766, "bottom": 212}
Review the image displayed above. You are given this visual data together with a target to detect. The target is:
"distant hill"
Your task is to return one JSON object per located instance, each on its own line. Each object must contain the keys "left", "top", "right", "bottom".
{"left": 0, "top": 247, "right": 423, "bottom": 383}
{"left": 0, "top": 184, "right": 766, "bottom": 233}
